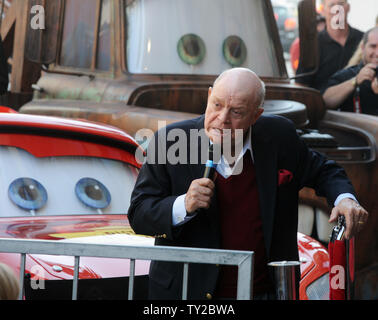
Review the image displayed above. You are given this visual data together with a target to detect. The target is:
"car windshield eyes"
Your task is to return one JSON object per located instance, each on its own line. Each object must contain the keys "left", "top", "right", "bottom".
{"left": 8, "top": 177, "right": 112, "bottom": 215}
{"left": 8, "top": 178, "right": 48, "bottom": 215}
{"left": 75, "top": 178, "right": 111, "bottom": 212}
{"left": 177, "top": 35, "right": 247, "bottom": 67}
{"left": 223, "top": 36, "right": 247, "bottom": 67}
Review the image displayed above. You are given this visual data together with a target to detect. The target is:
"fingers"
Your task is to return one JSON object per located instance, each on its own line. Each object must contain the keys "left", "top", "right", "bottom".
{"left": 371, "top": 78, "right": 378, "bottom": 94}
{"left": 329, "top": 207, "right": 340, "bottom": 223}
{"left": 348, "top": 204, "right": 368, "bottom": 238}
{"left": 357, "top": 64, "right": 377, "bottom": 84}
{"left": 332, "top": 198, "right": 369, "bottom": 240}
{"left": 344, "top": 208, "right": 355, "bottom": 240}
{"left": 185, "top": 178, "right": 215, "bottom": 214}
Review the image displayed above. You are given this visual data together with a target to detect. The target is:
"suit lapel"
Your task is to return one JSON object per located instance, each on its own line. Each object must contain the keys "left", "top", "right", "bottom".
{"left": 187, "top": 115, "right": 221, "bottom": 241}
{"left": 252, "top": 125, "right": 277, "bottom": 259}
{"left": 188, "top": 115, "right": 207, "bottom": 180}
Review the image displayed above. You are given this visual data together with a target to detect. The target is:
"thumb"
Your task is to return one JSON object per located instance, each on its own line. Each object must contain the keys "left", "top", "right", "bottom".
{"left": 329, "top": 207, "right": 340, "bottom": 223}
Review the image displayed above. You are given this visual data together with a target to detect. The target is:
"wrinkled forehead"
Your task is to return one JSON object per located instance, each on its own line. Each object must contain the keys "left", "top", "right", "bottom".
{"left": 212, "top": 77, "right": 256, "bottom": 105}
{"left": 366, "top": 29, "right": 378, "bottom": 45}
{"left": 324, "top": 0, "right": 348, "bottom": 7}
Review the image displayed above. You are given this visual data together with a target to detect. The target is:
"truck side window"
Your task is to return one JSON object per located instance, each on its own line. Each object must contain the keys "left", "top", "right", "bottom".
{"left": 60, "top": 0, "right": 97, "bottom": 69}
{"left": 96, "top": 0, "right": 111, "bottom": 71}
{"left": 60, "top": 0, "right": 111, "bottom": 71}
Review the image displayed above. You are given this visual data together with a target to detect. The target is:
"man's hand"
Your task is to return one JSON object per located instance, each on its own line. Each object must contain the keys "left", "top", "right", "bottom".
{"left": 329, "top": 198, "right": 369, "bottom": 240}
{"left": 185, "top": 178, "right": 215, "bottom": 214}
{"left": 356, "top": 63, "right": 377, "bottom": 85}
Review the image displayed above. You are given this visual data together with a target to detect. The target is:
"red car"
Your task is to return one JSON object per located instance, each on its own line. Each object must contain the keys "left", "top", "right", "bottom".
{"left": 0, "top": 108, "right": 329, "bottom": 299}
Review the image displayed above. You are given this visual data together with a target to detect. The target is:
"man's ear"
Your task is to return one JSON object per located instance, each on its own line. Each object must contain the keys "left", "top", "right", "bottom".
{"left": 254, "top": 107, "right": 264, "bottom": 122}
{"left": 208, "top": 87, "right": 212, "bottom": 98}
{"left": 345, "top": 2, "right": 350, "bottom": 15}
{"left": 360, "top": 40, "right": 365, "bottom": 51}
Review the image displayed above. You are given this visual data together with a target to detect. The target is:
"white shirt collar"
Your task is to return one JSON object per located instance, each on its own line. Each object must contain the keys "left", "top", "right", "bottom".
{"left": 212, "top": 128, "right": 254, "bottom": 179}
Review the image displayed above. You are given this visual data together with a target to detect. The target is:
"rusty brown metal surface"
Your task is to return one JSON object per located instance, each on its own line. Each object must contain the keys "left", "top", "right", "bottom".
{"left": 299, "top": 110, "right": 378, "bottom": 299}
{"left": 19, "top": 99, "right": 197, "bottom": 137}
{"left": 29, "top": 72, "right": 324, "bottom": 127}
{"left": 3, "top": 0, "right": 378, "bottom": 299}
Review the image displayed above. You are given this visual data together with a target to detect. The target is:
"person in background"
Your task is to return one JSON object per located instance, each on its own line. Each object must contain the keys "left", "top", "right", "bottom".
{"left": 346, "top": 17, "right": 378, "bottom": 68}
{"left": 323, "top": 27, "right": 378, "bottom": 115}
{"left": 0, "top": 263, "right": 20, "bottom": 300}
{"left": 290, "top": 14, "right": 326, "bottom": 72}
{"left": 296, "top": 0, "right": 363, "bottom": 91}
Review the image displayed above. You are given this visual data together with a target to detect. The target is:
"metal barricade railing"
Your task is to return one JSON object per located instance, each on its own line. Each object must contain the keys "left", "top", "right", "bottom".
{"left": 0, "top": 238, "right": 254, "bottom": 300}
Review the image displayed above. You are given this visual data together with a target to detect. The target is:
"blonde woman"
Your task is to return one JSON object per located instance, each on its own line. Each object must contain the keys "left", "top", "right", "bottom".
{"left": 0, "top": 263, "right": 20, "bottom": 300}
{"left": 347, "top": 16, "right": 378, "bottom": 68}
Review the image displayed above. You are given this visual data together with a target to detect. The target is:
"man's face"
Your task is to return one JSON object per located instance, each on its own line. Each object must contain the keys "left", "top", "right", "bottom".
{"left": 204, "top": 80, "right": 263, "bottom": 147}
{"left": 323, "top": 0, "right": 349, "bottom": 26}
{"left": 362, "top": 30, "right": 378, "bottom": 65}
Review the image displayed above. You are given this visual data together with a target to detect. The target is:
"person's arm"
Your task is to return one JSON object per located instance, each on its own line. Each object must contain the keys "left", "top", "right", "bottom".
{"left": 323, "top": 76, "right": 357, "bottom": 109}
{"left": 323, "top": 63, "right": 377, "bottom": 109}
{"left": 290, "top": 122, "right": 368, "bottom": 239}
{"left": 128, "top": 130, "right": 179, "bottom": 239}
{"left": 128, "top": 127, "right": 214, "bottom": 239}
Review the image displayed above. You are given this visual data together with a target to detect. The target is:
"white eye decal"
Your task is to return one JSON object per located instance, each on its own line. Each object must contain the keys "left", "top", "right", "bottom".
{"left": 177, "top": 33, "right": 206, "bottom": 65}
{"left": 8, "top": 178, "right": 48, "bottom": 212}
{"left": 223, "top": 35, "right": 247, "bottom": 67}
{"left": 75, "top": 178, "right": 111, "bottom": 209}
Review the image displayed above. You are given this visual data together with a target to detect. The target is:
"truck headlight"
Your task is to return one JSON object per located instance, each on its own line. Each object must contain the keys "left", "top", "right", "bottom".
{"left": 305, "top": 273, "right": 329, "bottom": 300}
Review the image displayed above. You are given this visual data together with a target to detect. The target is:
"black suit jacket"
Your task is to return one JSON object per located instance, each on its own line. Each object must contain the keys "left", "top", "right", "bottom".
{"left": 128, "top": 115, "right": 355, "bottom": 299}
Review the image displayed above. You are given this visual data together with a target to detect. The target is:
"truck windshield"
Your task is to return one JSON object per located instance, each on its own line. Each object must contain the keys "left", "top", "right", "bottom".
{"left": 126, "top": 0, "right": 283, "bottom": 77}
{"left": 0, "top": 146, "right": 138, "bottom": 217}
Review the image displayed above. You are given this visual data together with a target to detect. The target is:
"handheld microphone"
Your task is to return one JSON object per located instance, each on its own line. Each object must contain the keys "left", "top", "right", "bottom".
{"left": 203, "top": 144, "right": 217, "bottom": 180}
{"left": 188, "top": 145, "right": 217, "bottom": 217}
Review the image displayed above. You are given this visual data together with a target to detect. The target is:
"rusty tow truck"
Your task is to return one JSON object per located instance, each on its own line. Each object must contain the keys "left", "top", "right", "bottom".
{"left": 0, "top": 0, "right": 377, "bottom": 299}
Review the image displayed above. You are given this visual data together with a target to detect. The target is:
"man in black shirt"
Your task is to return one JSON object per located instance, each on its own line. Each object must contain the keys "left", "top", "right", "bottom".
{"left": 322, "top": 27, "right": 378, "bottom": 115}
{"left": 296, "top": 0, "right": 363, "bottom": 91}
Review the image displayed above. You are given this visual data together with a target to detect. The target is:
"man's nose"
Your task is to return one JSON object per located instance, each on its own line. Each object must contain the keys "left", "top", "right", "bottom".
{"left": 218, "top": 109, "right": 231, "bottom": 124}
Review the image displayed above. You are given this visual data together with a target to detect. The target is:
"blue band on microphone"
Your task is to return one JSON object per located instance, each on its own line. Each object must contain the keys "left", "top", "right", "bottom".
{"left": 206, "top": 160, "right": 216, "bottom": 168}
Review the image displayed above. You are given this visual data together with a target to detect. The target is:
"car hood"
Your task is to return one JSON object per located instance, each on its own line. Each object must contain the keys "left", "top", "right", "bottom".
{"left": 0, "top": 215, "right": 153, "bottom": 280}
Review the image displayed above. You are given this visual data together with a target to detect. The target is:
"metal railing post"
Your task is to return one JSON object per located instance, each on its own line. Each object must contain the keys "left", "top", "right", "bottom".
{"left": 72, "top": 256, "right": 80, "bottom": 300}
{"left": 128, "top": 259, "right": 135, "bottom": 300}
{"left": 236, "top": 254, "right": 254, "bottom": 300}
{"left": 18, "top": 253, "right": 26, "bottom": 301}
{"left": 182, "top": 263, "right": 189, "bottom": 300}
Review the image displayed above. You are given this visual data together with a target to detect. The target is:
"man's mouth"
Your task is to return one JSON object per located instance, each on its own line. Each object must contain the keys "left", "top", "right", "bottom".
{"left": 211, "top": 128, "right": 234, "bottom": 139}
{"left": 211, "top": 128, "right": 223, "bottom": 136}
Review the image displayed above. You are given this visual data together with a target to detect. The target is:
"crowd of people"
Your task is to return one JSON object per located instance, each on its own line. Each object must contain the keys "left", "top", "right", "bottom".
{"left": 296, "top": 0, "right": 378, "bottom": 116}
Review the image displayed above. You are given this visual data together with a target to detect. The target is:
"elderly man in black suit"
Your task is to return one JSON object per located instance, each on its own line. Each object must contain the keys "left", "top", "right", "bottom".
{"left": 128, "top": 68, "right": 368, "bottom": 300}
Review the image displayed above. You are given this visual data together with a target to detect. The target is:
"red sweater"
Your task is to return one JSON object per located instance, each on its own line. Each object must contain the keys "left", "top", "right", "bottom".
{"left": 214, "top": 151, "right": 272, "bottom": 298}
